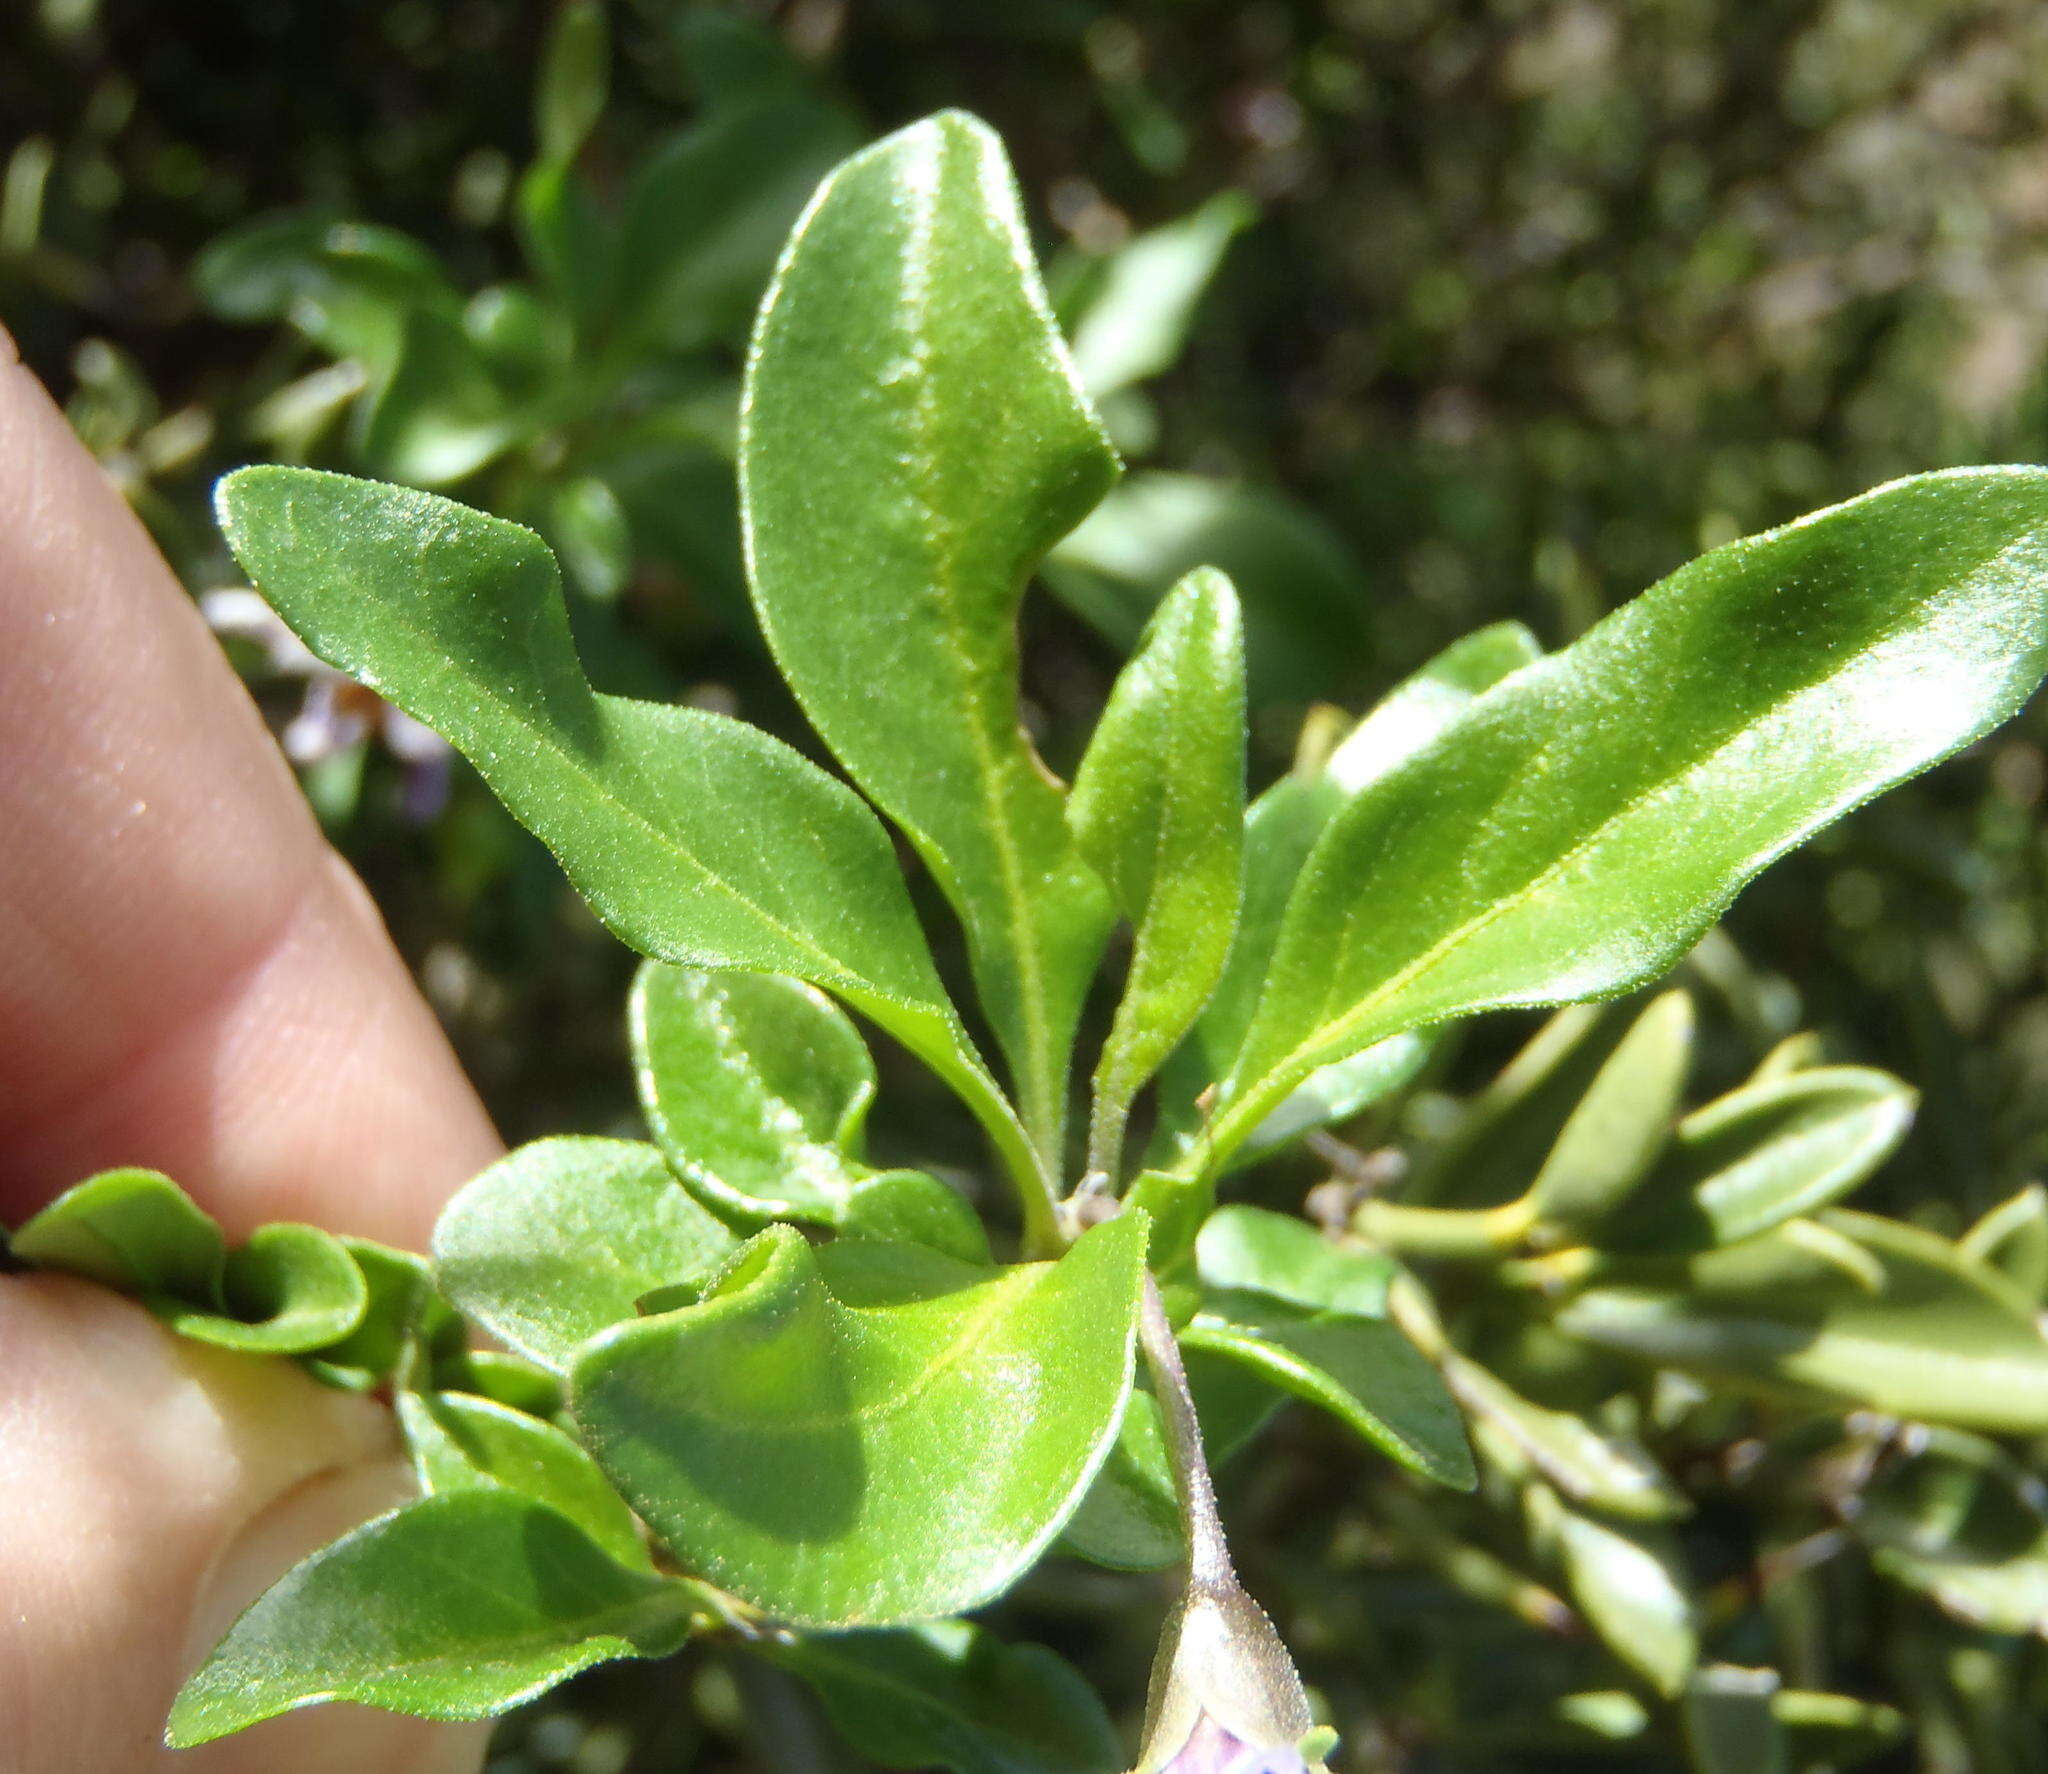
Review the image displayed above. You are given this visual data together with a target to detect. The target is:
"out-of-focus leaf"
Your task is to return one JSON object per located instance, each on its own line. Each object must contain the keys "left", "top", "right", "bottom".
{"left": 1598, "top": 1066, "right": 1915, "bottom": 1252}
{"left": 1449, "top": 1357, "right": 1685, "bottom": 1521}
{"left": 534, "top": 0, "right": 608, "bottom": 166}
{"left": 767, "top": 1620, "right": 1122, "bottom": 1774}
{"left": 1066, "top": 191, "right": 1255, "bottom": 398}
{"left": 1529, "top": 990, "right": 1694, "bottom": 1233}
{"left": 8, "top": 1166, "right": 223, "bottom": 1302}
{"left": 742, "top": 112, "right": 1118, "bottom": 1166}
{"left": 1558, "top": 1210, "right": 2048, "bottom": 1431}
{"left": 1046, "top": 470, "right": 1372, "bottom": 700}
{"left": 1856, "top": 1436, "right": 2048, "bottom": 1635}
{"left": 1195, "top": 1206, "right": 1392, "bottom": 1320}
{"left": 1683, "top": 1666, "right": 1788, "bottom": 1774}
{"left": 397, "top": 1388, "right": 649, "bottom": 1571}
{"left": 218, "top": 468, "right": 1040, "bottom": 1205}
{"left": 1960, "top": 1183, "right": 2048, "bottom": 1307}
{"left": 1527, "top": 1484, "right": 1696, "bottom": 1697}
{"left": 1180, "top": 1297, "right": 1474, "bottom": 1488}
{"left": 1069, "top": 569, "right": 1245, "bottom": 1174}
{"left": 359, "top": 310, "right": 516, "bottom": 487}
{"left": 546, "top": 475, "right": 632, "bottom": 601}
{"left": 1749, "top": 1030, "right": 1825, "bottom": 1085}
{"left": 433, "top": 1137, "right": 738, "bottom": 1370}
{"left": 167, "top": 1492, "right": 702, "bottom": 1745}
{"left": 1211, "top": 470, "right": 2048, "bottom": 1173}
{"left": 571, "top": 1217, "right": 1146, "bottom": 1626}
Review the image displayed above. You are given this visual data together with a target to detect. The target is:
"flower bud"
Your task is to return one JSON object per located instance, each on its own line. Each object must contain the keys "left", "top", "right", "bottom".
{"left": 1133, "top": 1573, "right": 1330, "bottom": 1774}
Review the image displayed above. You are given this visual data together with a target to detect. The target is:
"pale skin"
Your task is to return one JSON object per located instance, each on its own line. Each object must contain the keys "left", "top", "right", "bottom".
{"left": 0, "top": 328, "right": 498, "bottom": 1768}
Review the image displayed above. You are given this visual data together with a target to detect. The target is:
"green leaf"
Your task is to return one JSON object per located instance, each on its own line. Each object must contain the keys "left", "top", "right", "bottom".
{"left": 1194, "top": 1206, "right": 1392, "bottom": 1320}
{"left": 767, "top": 1620, "right": 1123, "bottom": 1774}
{"left": 1065, "top": 191, "right": 1254, "bottom": 398}
{"left": 167, "top": 1491, "right": 701, "bottom": 1746}
{"left": 1180, "top": 1297, "right": 1474, "bottom": 1488}
{"left": 1059, "top": 1387, "right": 1183, "bottom": 1571}
{"left": 1558, "top": 1210, "right": 2048, "bottom": 1431}
{"left": 446, "top": 1351, "right": 566, "bottom": 1420}
{"left": 164, "top": 1223, "right": 369, "bottom": 1355}
{"left": 1448, "top": 1357, "right": 1685, "bottom": 1521}
{"left": 397, "top": 1389, "right": 650, "bottom": 1571}
{"left": 1527, "top": 990, "right": 1694, "bottom": 1233}
{"left": 742, "top": 110, "right": 1120, "bottom": 1164}
{"left": 617, "top": 97, "right": 859, "bottom": 350}
{"left": 840, "top": 1170, "right": 992, "bottom": 1267}
{"left": 216, "top": 467, "right": 1042, "bottom": 1218}
{"left": 1527, "top": 1483, "right": 1696, "bottom": 1697}
{"left": 8, "top": 1166, "right": 223, "bottom": 1302}
{"left": 571, "top": 1215, "right": 1147, "bottom": 1626}
{"left": 1597, "top": 1066, "right": 1916, "bottom": 1253}
{"left": 1960, "top": 1183, "right": 2048, "bottom": 1307}
{"left": 534, "top": 0, "right": 608, "bottom": 166}
{"left": 1683, "top": 1667, "right": 1789, "bottom": 1774}
{"left": 1856, "top": 1434, "right": 2048, "bottom": 1635}
{"left": 306, "top": 1239, "right": 458, "bottom": 1391}
{"left": 1069, "top": 568, "right": 1245, "bottom": 1176}
{"left": 359, "top": 309, "right": 516, "bottom": 487}
{"left": 1211, "top": 469, "right": 2048, "bottom": 1170}
{"left": 433, "top": 1137, "right": 738, "bottom": 1369}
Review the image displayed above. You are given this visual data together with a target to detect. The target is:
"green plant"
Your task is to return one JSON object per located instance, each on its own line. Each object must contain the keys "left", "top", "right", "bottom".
{"left": 13, "top": 106, "right": 2048, "bottom": 1771}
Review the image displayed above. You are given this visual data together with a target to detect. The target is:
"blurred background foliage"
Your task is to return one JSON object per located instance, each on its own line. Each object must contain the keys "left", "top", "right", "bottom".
{"left": 7, "top": 0, "right": 2048, "bottom": 1768}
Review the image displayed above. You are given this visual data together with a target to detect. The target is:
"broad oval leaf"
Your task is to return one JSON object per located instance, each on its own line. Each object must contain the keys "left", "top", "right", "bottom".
{"left": 397, "top": 1388, "right": 650, "bottom": 1571}
{"left": 1179, "top": 1298, "right": 1474, "bottom": 1489}
{"left": 571, "top": 1216, "right": 1147, "bottom": 1626}
{"left": 167, "top": 1491, "right": 701, "bottom": 1746}
{"left": 1213, "top": 469, "right": 2048, "bottom": 1168}
{"left": 1557, "top": 1210, "right": 2048, "bottom": 1431}
{"left": 1528, "top": 990, "right": 1694, "bottom": 1233}
{"left": 742, "top": 109, "right": 1119, "bottom": 1161}
{"left": 1597, "top": 1065, "right": 1915, "bottom": 1253}
{"left": 767, "top": 1620, "right": 1123, "bottom": 1774}
{"left": 433, "top": 1137, "right": 739, "bottom": 1370}
{"left": 1069, "top": 568, "right": 1246, "bottom": 1176}
{"left": 216, "top": 466, "right": 1039, "bottom": 1207}
{"left": 7, "top": 1166, "right": 223, "bottom": 1303}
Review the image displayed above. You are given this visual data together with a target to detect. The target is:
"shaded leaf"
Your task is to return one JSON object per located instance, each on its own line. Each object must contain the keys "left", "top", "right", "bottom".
{"left": 1961, "top": 1183, "right": 2048, "bottom": 1307}
{"left": 1683, "top": 1667, "right": 1788, "bottom": 1774}
{"left": 742, "top": 110, "right": 1118, "bottom": 1163}
{"left": 164, "top": 1223, "right": 369, "bottom": 1356}
{"left": 768, "top": 1620, "right": 1122, "bottom": 1774}
{"left": 1528, "top": 1484, "right": 1696, "bottom": 1697}
{"left": 168, "top": 1492, "right": 700, "bottom": 1746}
{"left": 571, "top": 1216, "right": 1147, "bottom": 1626}
{"left": 433, "top": 1137, "right": 738, "bottom": 1370}
{"left": 8, "top": 1166, "right": 223, "bottom": 1303}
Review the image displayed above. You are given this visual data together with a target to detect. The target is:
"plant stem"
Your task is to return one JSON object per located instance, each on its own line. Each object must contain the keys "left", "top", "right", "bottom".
{"left": 1354, "top": 1196, "right": 1536, "bottom": 1261}
{"left": 1138, "top": 1272, "right": 1233, "bottom": 1589}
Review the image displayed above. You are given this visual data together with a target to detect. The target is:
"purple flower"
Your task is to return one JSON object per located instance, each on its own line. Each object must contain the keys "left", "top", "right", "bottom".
{"left": 1159, "top": 1714, "right": 1311, "bottom": 1773}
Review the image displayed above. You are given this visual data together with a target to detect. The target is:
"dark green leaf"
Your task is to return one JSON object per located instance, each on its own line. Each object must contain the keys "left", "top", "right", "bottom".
{"left": 217, "top": 467, "right": 1040, "bottom": 1208}
{"left": 534, "top": 0, "right": 608, "bottom": 165}
{"left": 1211, "top": 470, "right": 2048, "bottom": 1171}
{"left": 1068, "top": 568, "right": 1245, "bottom": 1176}
{"left": 768, "top": 1620, "right": 1122, "bottom": 1774}
{"left": 742, "top": 111, "right": 1119, "bottom": 1164}
{"left": 397, "top": 1389, "right": 649, "bottom": 1571}
{"left": 433, "top": 1137, "right": 738, "bottom": 1370}
{"left": 167, "top": 1491, "right": 701, "bottom": 1746}
{"left": 8, "top": 1166, "right": 223, "bottom": 1302}
{"left": 1180, "top": 1297, "right": 1474, "bottom": 1488}
{"left": 1558, "top": 1210, "right": 2048, "bottom": 1431}
{"left": 571, "top": 1216, "right": 1147, "bottom": 1626}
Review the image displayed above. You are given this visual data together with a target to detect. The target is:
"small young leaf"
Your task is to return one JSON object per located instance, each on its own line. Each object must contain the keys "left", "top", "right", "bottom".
{"left": 217, "top": 467, "right": 1042, "bottom": 1221}
{"left": 163, "top": 1222, "right": 369, "bottom": 1355}
{"left": 306, "top": 1238, "right": 460, "bottom": 1391}
{"left": 1069, "top": 568, "right": 1246, "bottom": 1176}
{"left": 571, "top": 1216, "right": 1147, "bottom": 1626}
{"left": 167, "top": 1491, "right": 701, "bottom": 1746}
{"left": 433, "top": 1137, "right": 738, "bottom": 1370}
{"left": 397, "top": 1389, "right": 650, "bottom": 1571}
{"left": 1180, "top": 1298, "right": 1474, "bottom": 1489}
{"left": 1598, "top": 1066, "right": 1915, "bottom": 1252}
{"left": 1528, "top": 990, "right": 1694, "bottom": 1233}
{"left": 767, "top": 1620, "right": 1124, "bottom": 1774}
{"left": 1194, "top": 1206, "right": 1392, "bottom": 1320}
{"left": 1213, "top": 469, "right": 2048, "bottom": 1169}
{"left": 534, "top": 0, "right": 609, "bottom": 166}
{"left": 1065, "top": 191, "right": 1255, "bottom": 399}
{"left": 1960, "top": 1183, "right": 2048, "bottom": 1307}
{"left": 1558, "top": 1210, "right": 2048, "bottom": 1431}
{"left": 743, "top": 110, "right": 1120, "bottom": 1164}
{"left": 7, "top": 1166, "right": 223, "bottom": 1302}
